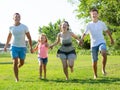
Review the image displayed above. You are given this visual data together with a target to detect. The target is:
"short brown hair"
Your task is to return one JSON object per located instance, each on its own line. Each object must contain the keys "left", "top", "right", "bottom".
{"left": 90, "top": 8, "right": 98, "bottom": 13}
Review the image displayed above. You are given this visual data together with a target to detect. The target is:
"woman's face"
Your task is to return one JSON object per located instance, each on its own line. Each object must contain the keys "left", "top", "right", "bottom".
{"left": 61, "top": 22, "right": 69, "bottom": 32}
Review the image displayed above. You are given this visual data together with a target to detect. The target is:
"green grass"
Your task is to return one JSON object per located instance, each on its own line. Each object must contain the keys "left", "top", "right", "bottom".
{"left": 0, "top": 53, "right": 120, "bottom": 90}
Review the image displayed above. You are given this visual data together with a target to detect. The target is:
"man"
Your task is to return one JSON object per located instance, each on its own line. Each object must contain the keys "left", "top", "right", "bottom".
{"left": 81, "top": 8, "right": 114, "bottom": 79}
{"left": 4, "top": 13, "right": 33, "bottom": 82}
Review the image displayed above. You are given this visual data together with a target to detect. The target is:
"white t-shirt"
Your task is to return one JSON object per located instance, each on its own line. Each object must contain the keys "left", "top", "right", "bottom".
{"left": 9, "top": 23, "right": 29, "bottom": 47}
{"left": 84, "top": 20, "right": 108, "bottom": 47}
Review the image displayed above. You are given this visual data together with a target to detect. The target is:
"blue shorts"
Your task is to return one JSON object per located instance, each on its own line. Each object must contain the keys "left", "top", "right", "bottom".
{"left": 10, "top": 46, "right": 27, "bottom": 60}
{"left": 38, "top": 57, "right": 48, "bottom": 65}
{"left": 91, "top": 43, "right": 106, "bottom": 62}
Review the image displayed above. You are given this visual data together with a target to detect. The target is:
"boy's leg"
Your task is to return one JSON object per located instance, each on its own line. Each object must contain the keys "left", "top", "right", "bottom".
{"left": 91, "top": 46, "right": 98, "bottom": 79}
{"left": 99, "top": 43, "right": 107, "bottom": 75}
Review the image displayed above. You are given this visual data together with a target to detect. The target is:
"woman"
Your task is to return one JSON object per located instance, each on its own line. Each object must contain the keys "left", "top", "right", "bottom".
{"left": 50, "top": 21, "right": 81, "bottom": 80}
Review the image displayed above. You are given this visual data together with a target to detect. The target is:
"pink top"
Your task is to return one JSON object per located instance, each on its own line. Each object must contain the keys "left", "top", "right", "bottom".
{"left": 38, "top": 43, "right": 48, "bottom": 58}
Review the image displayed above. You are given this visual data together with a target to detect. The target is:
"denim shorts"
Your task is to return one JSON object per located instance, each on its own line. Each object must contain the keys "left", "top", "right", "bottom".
{"left": 10, "top": 46, "right": 27, "bottom": 60}
{"left": 91, "top": 43, "right": 106, "bottom": 62}
{"left": 58, "top": 54, "right": 76, "bottom": 60}
{"left": 38, "top": 57, "right": 48, "bottom": 65}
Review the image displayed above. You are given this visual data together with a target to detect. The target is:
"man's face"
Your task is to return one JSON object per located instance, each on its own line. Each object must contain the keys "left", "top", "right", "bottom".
{"left": 90, "top": 11, "right": 98, "bottom": 21}
{"left": 13, "top": 14, "right": 21, "bottom": 22}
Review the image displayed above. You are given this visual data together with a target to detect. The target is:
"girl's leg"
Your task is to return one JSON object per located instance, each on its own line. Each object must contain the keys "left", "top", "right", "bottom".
{"left": 61, "top": 60, "right": 68, "bottom": 80}
{"left": 43, "top": 64, "right": 46, "bottom": 79}
{"left": 39, "top": 61, "right": 43, "bottom": 79}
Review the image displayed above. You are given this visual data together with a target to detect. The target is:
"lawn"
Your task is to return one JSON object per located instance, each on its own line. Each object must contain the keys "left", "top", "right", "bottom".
{"left": 0, "top": 53, "right": 120, "bottom": 90}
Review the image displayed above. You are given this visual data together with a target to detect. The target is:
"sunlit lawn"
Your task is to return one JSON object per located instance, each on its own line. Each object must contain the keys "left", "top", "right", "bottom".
{"left": 0, "top": 53, "right": 120, "bottom": 90}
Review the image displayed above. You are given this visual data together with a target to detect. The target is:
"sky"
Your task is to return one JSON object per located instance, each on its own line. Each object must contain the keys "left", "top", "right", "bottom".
{"left": 0, "top": 0, "right": 84, "bottom": 43}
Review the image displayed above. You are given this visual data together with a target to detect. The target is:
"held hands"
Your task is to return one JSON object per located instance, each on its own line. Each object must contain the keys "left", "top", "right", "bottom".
{"left": 49, "top": 45, "right": 54, "bottom": 49}
{"left": 79, "top": 39, "right": 84, "bottom": 46}
{"left": 30, "top": 48, "right": 33, "bottom": 53}
{"left": 4, "top": 47, "right": 7, "bottom": 52}
{"left": 110, "top": 39, "right": 114, "bottom": 45}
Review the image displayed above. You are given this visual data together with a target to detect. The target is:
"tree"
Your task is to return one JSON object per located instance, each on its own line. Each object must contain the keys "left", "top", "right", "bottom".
{"left": 69, "top": 0, "right": 120, "bottom": 51}
{"left": 38, "top": 19, "right": 62, "bottom": 42}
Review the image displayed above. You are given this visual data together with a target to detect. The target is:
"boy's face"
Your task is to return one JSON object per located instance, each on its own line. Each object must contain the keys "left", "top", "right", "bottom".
{"left": 90, "top": 11, "right": 98, "bottom": 21}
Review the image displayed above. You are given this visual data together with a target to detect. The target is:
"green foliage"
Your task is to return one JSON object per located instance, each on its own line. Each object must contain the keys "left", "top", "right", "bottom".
{"left": 38, "top": 20, "right": 62, "bottom": 42}
{"left": 70, "top": 0, "right": 120, "bottom": 52}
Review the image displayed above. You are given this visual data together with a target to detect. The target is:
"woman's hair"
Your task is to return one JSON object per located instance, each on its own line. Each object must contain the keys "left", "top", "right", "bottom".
{"left": 60, "top": 20, "right": 70, "bottom": 31}
{"left": 38, "top": 33, "right": 48, "bottom": 43}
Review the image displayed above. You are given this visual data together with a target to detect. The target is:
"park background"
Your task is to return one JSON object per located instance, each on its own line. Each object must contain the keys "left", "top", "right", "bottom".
{"left": 0, "top": 0, "right": 120, "bottom": 90}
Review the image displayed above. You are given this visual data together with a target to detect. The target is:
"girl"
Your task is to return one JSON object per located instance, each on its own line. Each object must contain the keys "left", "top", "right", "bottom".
{"left": 33, "top": 33, "right": 49, "bottom": 79}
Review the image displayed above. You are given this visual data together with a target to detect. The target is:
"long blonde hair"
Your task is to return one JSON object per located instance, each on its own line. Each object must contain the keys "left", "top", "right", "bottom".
{"left": 38, "top": 33, "right": 48, "bottom": 43}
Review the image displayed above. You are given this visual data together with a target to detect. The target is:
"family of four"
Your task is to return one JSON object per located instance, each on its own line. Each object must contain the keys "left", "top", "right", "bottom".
{"left": 4, "top": 8, "right": 114, "bottom": 82}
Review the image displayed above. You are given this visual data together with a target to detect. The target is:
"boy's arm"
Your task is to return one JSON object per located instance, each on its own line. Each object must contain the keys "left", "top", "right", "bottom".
{"left": 105, "top": 30, "right": 114, "bottom": 45}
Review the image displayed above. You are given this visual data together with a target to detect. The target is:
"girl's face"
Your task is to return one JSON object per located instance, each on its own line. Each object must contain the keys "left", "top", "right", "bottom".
{"left": 61, "top": 22, "right": 69, "bottom": 32}
{"left": 39, "top": 35, "right": 47, "bottom": 43}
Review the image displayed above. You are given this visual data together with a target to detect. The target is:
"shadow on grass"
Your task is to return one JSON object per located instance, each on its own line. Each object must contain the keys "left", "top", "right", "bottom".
{"left": 46, "top": 77, "right": 120, "bottom": 84}
{"left": 0, "top": 62, "right": 12, "bottom": 64}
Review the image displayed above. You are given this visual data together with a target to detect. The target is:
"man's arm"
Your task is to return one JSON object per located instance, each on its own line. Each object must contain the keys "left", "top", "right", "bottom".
{"left": 4, "top": 33, "right": 12, "bottom": 51}
{"left": 26, "top": 32, "right": 33, "bottom": 53}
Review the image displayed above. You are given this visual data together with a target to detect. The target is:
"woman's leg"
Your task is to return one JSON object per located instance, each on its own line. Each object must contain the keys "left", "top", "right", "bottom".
{"left": 61, "top": 60, "right": 68, "bottom": 80}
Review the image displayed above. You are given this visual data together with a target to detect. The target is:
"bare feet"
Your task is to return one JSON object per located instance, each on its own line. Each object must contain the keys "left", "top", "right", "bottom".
{"left": 102, "top": 71, "right": 107, "bottom": 76}
{"left": 66, "top": 77, "right": 69, "bottom": 80}
{"left": 40, "top": 76, "right": 42, "bottom": 79}
{"left": 94, "top": 75, "right": 97, "bottom": 79}
{"left": 70, "top": 67, "right": 73, "bottom": 73}
{"left": 15, "top": 78, "right": 19, "bottom": 82}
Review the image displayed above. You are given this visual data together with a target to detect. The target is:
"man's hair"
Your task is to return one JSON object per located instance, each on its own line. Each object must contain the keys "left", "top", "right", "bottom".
{"left": 13, "top": 13, "right": 21, "bottom": 17}
{"left": 90, "top": 8, "right": 98, "bottom": 13}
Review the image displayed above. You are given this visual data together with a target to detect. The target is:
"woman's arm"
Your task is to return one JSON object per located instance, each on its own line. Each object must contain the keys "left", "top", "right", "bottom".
{"left": 50, "top": 33, "right": 60, "bottom": 48}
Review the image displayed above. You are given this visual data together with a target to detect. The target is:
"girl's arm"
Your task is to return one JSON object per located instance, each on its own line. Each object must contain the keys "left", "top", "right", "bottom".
{"left": 33, "top": 43, "right": 39, "bottom": 52}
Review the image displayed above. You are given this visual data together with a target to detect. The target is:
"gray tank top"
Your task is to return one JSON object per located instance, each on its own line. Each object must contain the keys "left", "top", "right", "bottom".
{"left": 58, "top": 31, "right": 75, "bottom": 52}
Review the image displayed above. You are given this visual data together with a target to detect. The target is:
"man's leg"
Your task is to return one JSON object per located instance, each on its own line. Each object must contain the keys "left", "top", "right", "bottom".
{"left": 13, "top": 58, "right": 19, "bottom": 82}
